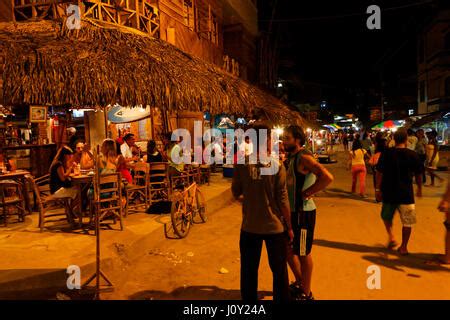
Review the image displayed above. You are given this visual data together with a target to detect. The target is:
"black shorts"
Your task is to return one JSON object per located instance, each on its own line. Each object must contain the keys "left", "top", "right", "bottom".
{"left": 291, "top": 210, "right": 316, "bottom": 256}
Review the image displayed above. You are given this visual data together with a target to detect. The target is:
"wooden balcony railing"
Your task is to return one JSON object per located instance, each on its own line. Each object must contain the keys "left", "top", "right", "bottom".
{"left": 13, "top": 0, "right": 160, "bottom": 37}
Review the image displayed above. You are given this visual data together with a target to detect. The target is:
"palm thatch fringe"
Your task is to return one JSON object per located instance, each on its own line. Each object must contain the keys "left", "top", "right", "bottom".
{"left": 0, "top": 20, "right": 303, "bottom": 125}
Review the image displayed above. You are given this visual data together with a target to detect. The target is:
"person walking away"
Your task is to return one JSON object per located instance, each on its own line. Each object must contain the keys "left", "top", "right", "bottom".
{"left": 232, "top": 123, "right": 294, "bottom": 303}
{"left": 426, "top": 181, "right": 450, "bottom": 265}
{"left": 407, "top": 129, "right": 418, "bottom": 151}
{"left": 348, "top": 140, "right": 369, "bottom": 198}
{"left": 283, "top": 125, "right": 334, "bottom": 300}
{"left": 375, "top": 128, "right": 423, "bottom": 255}
{"left": 387, "top": 132, "right": 396, "bottom": 148}
{"left": 361, "top": 132, "right": 373, "bottom": 156}
{"left": 425, "top": 130, "right": 444, "bottom": 187}
{"left": 342, "top": 132, "right": 349, "bottom": 152}
{"left": 415, "top": 129, "right": 428, "bottom": 184}
{"left": 348, "top": 132, "right": 354, "bottom": 150}
{"left": 368, "top": 139, "right": 386, "bottom": 201}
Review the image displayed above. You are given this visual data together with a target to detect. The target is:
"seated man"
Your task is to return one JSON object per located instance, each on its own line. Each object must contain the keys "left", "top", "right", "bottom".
{"left": 120, "top": 133, "right": 140, "bottom": 163}
{"left": 73, "top": 141, "right": 95, "bottom": 170}
{"left": 168, "top": 136, "right": 185, "bottom": 175}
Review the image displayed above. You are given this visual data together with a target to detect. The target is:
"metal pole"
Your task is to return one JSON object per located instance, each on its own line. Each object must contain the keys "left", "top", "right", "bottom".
{"left": 380, "top": 72, "right": 384, "bottom": 121}
{"left": 103, "top": 106, "right": 108, "bottom": 139}
{"left": 95, "top": 202, "right": 100, "bottom": 300}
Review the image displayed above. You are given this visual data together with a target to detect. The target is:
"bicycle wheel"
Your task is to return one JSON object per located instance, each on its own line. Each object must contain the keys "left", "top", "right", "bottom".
{"left": 171, "top": 192, "right": 191, "bottom": 238}
{"left": 193, "top": 189, "right": 207, "bottom": 223}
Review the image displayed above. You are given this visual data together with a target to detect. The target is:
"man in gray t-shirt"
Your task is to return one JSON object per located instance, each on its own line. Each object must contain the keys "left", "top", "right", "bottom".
{"left": 232, "top": 124, "right": 293, "bottom": 302}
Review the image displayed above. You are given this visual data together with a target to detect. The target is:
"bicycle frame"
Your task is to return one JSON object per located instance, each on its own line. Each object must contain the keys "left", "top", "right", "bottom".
{"left": 179, "top": 182, "right": 199, "bottom": 220}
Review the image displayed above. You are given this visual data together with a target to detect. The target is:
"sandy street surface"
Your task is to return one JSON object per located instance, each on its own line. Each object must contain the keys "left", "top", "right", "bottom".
{"left": 104, "top": 151, "right": 450, "bottom": 300}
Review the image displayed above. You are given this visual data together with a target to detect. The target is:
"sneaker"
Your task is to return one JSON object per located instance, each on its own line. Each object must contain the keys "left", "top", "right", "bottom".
{"left": 299, "top": 292, "right": 315, "bottom": 301}
{"left": 289, "top": 282, "right": 304, "bottom": 300}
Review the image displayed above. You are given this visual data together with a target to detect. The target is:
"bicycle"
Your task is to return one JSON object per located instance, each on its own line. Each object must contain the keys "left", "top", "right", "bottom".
{"left": 170, "top": 181, "right": 207, "bottom": 238}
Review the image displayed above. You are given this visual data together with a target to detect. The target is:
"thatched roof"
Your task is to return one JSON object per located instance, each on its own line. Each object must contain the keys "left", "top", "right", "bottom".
{"left": 0, "top": 20, "right": 303, "bottom": 125}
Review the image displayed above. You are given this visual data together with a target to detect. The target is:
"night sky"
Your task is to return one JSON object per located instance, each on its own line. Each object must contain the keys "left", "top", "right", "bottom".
{"left": 258, "top": 0, "right": 442, "bottom": 116}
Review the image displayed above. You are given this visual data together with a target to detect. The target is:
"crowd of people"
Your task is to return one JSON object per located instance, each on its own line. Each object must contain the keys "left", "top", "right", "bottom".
{"left": 232, "top": 124, "right": 449, "bottom": 302}
{"left": 44, "top": 124, "right": 449, "bottom": 301}
{"left": 342, "top": 128, "right": 445, "bottom": 199}
{"left": 341, "top": 128, "right": 447, "bottom": 263}
{"left": 48, "top": 130, "right": 188, "bottom": 214}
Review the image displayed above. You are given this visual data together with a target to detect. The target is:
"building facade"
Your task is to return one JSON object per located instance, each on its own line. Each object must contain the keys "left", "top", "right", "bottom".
{"left": 418, "top": 9, "right": 450, "bottom": 114}
{"left": 2, "top": 0, "right": 258, "bottom": 82}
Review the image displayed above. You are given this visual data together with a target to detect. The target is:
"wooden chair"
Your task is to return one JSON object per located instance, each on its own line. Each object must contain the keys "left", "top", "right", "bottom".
{"left": 125, "top": 162, "right": 149, "bottom": 216}
{"left": 190, "top": 165, "right": 201, "bottom": 184}
{"left": 0, "top": 181, "right": 26, "bottom": 227}
{"left": 184, "top": 164, "right": 199, "bottom": 184}
{"left": 91, "top": 172, "right": 123, "bottom": 233}
{"left": 200, "top": 165, "right": 211, "bottom": 185}
{"left": 35, "top": 174, "right": 51, "bottom": 197}
{"left": 170, "top": 170, "right": 188, "bottom": 193}
{"left": 26, "top": 175, "right": 73, "bottom": 231}
{"left": 148, "top": 162, "right": 170, "bottom": 204}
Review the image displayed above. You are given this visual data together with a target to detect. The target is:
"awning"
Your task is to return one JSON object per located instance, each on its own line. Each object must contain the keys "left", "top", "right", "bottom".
{"left": 371, "top": 120, "right": 405, "bottom": 130}
{"left": 0, "top": 20, "right": 303, "bottom": 126}
{"left": 323, "top": 123, "right": 342, "bottom": 131}
{"left": 411, "top": 110, "right": 450, "bottom": 128}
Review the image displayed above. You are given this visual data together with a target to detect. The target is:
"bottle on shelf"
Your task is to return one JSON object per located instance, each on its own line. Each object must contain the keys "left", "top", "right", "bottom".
{"left": 4, "top": 155, "right": 11, "bottom": 172}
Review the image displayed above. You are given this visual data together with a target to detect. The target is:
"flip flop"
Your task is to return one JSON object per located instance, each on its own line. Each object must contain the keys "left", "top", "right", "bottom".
{"left": 397, "top": 248, "right": 409, "bottom": 256}
{"left": 387, "top": 241, "right": 398, "bottom": 249}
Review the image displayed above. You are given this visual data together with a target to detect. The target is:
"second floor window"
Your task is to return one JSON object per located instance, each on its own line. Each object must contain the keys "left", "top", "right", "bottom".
{"left": 183, "top": 0, "right": 196, "bottom": 31}
{"left": 445, "top": 77, "right": 450, "bottom": 97}
{"left": 209, "top": 12, "right": 218, "bottom": 45}
{"left": 419, "top": 81, "right": 426, "bottom": 103}
{"left": 194, "top": 3, "right": 219, "bottom": 45}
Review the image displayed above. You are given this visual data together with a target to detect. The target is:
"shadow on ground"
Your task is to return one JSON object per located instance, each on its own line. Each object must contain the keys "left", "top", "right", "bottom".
{"left": 128, "top": 285, "right": 272, "bottom": 300}
{"left": 315, "top": 239, "right": 450, "bottom": 273}
{"left": 317, "top": 188, "right": 377, "bottom": 204}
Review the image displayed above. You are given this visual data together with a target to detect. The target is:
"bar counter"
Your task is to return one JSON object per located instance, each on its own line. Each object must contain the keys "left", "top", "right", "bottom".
{"left": 0, "top": 144, "right": 57, "bottom": 178}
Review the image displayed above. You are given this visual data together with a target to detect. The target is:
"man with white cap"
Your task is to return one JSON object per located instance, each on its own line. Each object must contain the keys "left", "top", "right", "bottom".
{"left": 67, "top": 127, "right": 78, "bottom": 151}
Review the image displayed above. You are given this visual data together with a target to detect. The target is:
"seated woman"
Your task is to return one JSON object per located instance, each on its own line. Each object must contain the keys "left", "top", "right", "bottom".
{"left": 98, "top": 139, "right": 119, "bottom": 174}
{"left": 147, "top": 140, "right": 163, "bottom": 163}
{"left": 90, "top": 139, "right": 128, "bottom": 202}
{"left": 49, "top": 146, "right": 78, "bottom": 199}
{"left": 146, "top": 139, "right": 165, "bottom": 184}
